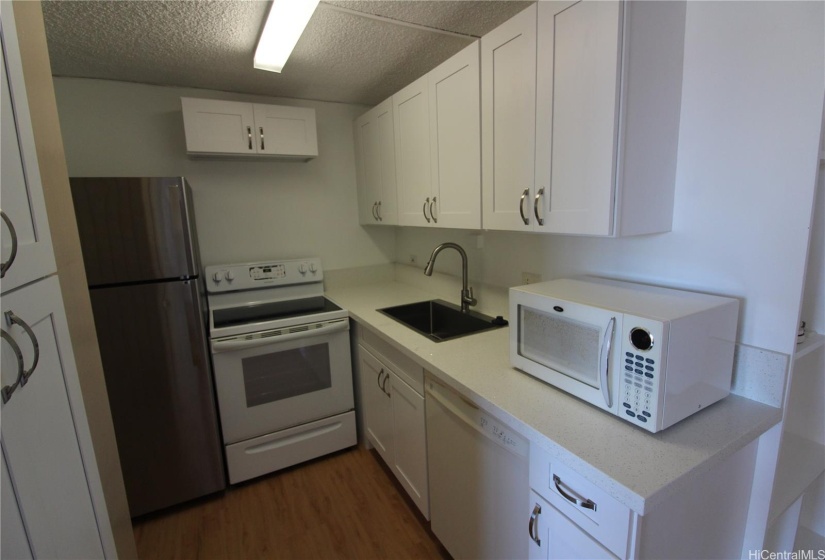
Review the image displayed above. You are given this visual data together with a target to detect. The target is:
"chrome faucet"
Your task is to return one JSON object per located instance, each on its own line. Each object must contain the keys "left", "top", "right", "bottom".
{"left": 424, "top": 242, "right": 478, "bottom": 313}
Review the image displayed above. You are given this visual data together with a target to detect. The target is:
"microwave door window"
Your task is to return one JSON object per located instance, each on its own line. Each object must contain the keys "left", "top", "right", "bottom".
{"left": 519, "top": 307, "right": 601, "bottom": 388}
{"left": 242, "top": 343, "right": 332, "bottom": 407}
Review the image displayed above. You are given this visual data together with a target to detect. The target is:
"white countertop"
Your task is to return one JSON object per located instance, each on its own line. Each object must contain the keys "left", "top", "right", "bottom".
{"left": 326, "top": 279, "right": 783, "bottom": 515}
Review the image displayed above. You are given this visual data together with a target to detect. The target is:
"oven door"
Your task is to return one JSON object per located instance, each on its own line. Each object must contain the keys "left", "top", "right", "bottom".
{"left": 210, "top": 317, "right": 354, "bottom": 444}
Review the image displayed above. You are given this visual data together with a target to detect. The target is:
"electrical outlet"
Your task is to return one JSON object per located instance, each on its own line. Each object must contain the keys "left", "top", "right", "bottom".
{"left": 521, "top": 272, "right": 542, "bottom": 285}
{"left": 409, "top": 254, "right": 417, "bottom": 264}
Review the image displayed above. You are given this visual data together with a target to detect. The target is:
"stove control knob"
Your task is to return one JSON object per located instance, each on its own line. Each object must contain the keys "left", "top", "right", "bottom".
{"left": 309, "top": 262, "right": 317, "bottom": 274}
{"left": 298, "top": 263, "right": 308, "bottom": 274}
{"left": 212, "top": 271, "right": 222, "bottom": 284}
{"left": 225, "top": 270, "right": 235, "bottom": 282}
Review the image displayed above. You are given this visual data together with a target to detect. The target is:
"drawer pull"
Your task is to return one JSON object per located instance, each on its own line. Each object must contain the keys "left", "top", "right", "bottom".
{"left": 553, "top": 474, "right": 597, "bottom": 511}
{"left": 528, "top": 503, "right": 541, "bottom": 545}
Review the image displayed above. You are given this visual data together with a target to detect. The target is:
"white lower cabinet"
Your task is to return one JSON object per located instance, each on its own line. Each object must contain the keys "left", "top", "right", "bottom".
{"left": 356, "top": 326, "right": 429, "bottom": 518}
{"left": 529, "top": 442, "right": 628, "bottom": 559}
{"left": 388, "top": 370, "right": 428, "bottom": 514}
{"left": 529, "top": 490, "right": 617, "bottom": 560}
{"left": 1, "top": 448, "right": 32, "bottom": 560}
{"left": 1, "top": 276, "right": 108, "bottom": 558}
{"left": 360, "top": 346, "right": 394, "bottom": 463}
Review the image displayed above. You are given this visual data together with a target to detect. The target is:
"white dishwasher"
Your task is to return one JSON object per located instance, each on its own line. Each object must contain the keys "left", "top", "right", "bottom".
{"left": 426, "top": 375, "right": 529, "bottom": 560}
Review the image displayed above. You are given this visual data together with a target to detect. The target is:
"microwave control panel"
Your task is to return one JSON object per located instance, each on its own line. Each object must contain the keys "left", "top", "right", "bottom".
{"left": 619, "top": 349, "right": 659, "bottom": 428}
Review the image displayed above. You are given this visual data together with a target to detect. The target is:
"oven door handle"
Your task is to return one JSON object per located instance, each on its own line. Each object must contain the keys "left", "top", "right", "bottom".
{"left": 211, "top": 319, "right": 349, "bottom": 353}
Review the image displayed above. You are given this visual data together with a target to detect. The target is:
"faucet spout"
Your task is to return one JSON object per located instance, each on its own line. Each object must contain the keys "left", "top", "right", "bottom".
{"left": 424, "top": 242, "right": 477, "bottom": 312}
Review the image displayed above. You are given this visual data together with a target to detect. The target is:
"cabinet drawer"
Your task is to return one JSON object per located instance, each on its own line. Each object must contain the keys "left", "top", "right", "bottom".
{"left": 530, "top": 443, "right": 632, "bottom": 558}
{"left": 359, "top": 324, "right": 424, "bottom": 394}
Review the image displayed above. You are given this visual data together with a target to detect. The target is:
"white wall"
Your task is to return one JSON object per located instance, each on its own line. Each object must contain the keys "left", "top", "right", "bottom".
{"left": 53, "top": 78, "right": 396, "bottom": 270}
{"left": 397, "top": 1, "right": 824, "bottom": 357}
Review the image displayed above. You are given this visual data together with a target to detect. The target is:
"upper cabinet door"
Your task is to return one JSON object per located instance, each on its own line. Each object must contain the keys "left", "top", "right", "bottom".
{"left": 354, "top": 99, "right": 398, "bottom": 225}
{"left": 481, "top": 5, "right": 537, "bottom": 232}
{"left": 394, "top": 76, "right": 433, "bottom": 227}
{"left": 535, "top": 0, "right": 620, "bottom": 236}
{"left": 0, "top": 17, "right": 55, "bottom": 294}
{"left": 181, "top": 98, "right": 318, "bottom": 160}
{"left": 181, "top": 97, "right": 256, "bottom": 155}
{"left": 253, "top": 103, "right": 318, "bottom": 158}
{"left": 429, "top": 42, "right": 481, "bottom": 230}
{"left": 534, "top": 0, "right": 685, "bottom": 237}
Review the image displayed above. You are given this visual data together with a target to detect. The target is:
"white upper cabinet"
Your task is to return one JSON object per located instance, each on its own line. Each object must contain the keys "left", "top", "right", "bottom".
{"left": 0, "top": 35, "right": 55, "bottom": 294}
{"left": 394, "top": 75, "right": 435, "bottom": 226}
{"left": 354, "top": 98, "right": 398, "bottom": 225}
{"left": 484, "top": 0, "right": 686, "bottom": 236}
{"left": 181, "top": 97, "right": 318, "bottom": 160}
{"left": 386, "top": 42, "right": 482, "bottom": 229}
{"left": 481, "top": 5, "right": 537, "bottom": 232}
{"left": 428, "top": 42, "right": 481, "bottom": 229}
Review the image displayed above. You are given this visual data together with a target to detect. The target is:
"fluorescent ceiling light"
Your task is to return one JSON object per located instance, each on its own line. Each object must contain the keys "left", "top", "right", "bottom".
{"left": 254, "top": 0, "right": 320, "bottom": 73}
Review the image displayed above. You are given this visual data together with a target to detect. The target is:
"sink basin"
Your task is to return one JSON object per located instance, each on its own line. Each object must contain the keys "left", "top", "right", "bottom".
{"left": 378, "top": 300, "right": 507, "bottom": 342}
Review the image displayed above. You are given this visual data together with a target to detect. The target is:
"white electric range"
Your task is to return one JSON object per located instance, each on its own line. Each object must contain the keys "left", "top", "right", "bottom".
{"left": 205, "top": 258, "right": 356, "bottom": 484}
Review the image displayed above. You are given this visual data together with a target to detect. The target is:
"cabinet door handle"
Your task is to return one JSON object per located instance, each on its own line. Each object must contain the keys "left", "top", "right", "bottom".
{"left": 553, "top": 474, "right": 597, "bottom": 511}
{"left": 377, "top": 201, "right": 383, "bottom": 222}
{"left": 519, "top": 189, "right": 529, "bottom": 225}
{"left": 429, "top": 197, "right": 437, "bottom": 224}
{"left": 381, "top": 371, "right": 390, "bottom": 396}
{"left": 5, "top": 311, "right": 39, "bottom": 386}
{"left": 247, "top": 126, "right": 253, "bottom": 150}
{"left": 1, "top": 210, "right": 18, "bottom": 278}
{"left": 259, "top": 127, "right": 265, "bottom": 151}
{"left": 423, "top": 197, "right": 431, "bottom": 223}
{"left": 1, "top": 329, "right": 25, "bottom": 404}
{"left": 528, "top": 503, "right": 542, "bottom": 545}
{"left": 372, "top": 202, "right": 379, "bottom": 221}
{"left": 377, "top": 367, "right": 384, "bottom": 389}
{"left": 533, "top": 188, "right": 544, "bottom": 226}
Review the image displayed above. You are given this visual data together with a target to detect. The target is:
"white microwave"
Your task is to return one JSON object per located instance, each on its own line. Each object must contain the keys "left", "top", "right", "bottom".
{"left": 509, "top": 277, "right": 740, "bottom": 433}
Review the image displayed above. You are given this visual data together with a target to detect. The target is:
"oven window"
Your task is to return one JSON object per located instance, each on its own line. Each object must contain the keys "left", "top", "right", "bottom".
{"left": 241, "top": 343, "right": 332, "bottom": 407}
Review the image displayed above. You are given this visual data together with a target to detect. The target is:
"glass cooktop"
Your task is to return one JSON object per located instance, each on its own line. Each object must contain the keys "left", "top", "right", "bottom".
{"left": 212, "top": 296, "right": 342, "bottom": 329}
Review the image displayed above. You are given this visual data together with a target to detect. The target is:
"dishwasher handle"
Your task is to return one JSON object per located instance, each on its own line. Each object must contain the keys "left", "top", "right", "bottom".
{"left": 211, "top": 318, "right": 348, "bottom": 353}
{"left": 426, "top": 378, "right": 528, "bottom": 458}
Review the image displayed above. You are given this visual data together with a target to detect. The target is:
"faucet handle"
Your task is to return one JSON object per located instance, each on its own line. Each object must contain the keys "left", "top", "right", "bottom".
{"left": 463, "top": 286, "right": 478, "bottom": 307}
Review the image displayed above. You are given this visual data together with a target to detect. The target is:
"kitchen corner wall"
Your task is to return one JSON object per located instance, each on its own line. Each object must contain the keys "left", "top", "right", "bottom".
{"left": 52, "top": 78, "right": 396, "bottom": 270}
{"left": 399, "top": 1, "right": 824, "bottom": 359}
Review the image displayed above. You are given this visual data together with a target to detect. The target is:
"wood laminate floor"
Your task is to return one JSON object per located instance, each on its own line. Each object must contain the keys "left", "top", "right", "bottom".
{"left": 132, "top": 446, "right": 450, "bottom": 560}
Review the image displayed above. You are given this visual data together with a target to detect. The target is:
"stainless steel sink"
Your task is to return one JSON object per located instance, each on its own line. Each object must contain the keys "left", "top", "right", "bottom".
{"left": 378, "top": 299, "right": 507, "bottom": 342}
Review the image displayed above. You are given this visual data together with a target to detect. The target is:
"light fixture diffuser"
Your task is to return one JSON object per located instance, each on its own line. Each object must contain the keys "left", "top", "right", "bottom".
{"left": 254, "top": 0, "right": 320, "bottom": 73}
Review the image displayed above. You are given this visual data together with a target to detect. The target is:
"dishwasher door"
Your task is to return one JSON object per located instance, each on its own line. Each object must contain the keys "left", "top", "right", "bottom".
{"left": 425, "top": 375, "right": 529, "bottom": 560}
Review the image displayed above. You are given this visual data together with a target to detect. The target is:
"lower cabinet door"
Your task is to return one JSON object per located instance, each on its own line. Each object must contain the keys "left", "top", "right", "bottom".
{"left": 0, "top": 276, "right": 105, "bottom": 559}
{"left": 1, "top": 448, "right": 32, "bottom": 560}
{"left": 529, "top": 490, "right": 617, "bottom": 560}
{"left": 359, "top": 347, "right": 394, "bottom": 464}
{"left": 389, "top": 371, "right": 428, "bottom": 519}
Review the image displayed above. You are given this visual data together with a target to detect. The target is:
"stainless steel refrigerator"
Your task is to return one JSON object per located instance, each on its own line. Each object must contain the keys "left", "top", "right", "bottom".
{"left": 70, "top": 177, "right": 226, "bottom": 517}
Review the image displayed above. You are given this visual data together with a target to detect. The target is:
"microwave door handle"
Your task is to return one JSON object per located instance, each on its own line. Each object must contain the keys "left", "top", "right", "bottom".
{"left": 600, "top": 317, "right": 616, "bottom": 408}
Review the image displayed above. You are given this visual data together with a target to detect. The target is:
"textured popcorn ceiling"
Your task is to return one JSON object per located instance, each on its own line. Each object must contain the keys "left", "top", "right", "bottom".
{"left": 42, "top": 0, "right": 532, "bottom": 106}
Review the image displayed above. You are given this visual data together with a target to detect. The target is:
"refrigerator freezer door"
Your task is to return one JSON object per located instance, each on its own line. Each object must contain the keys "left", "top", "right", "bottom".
{"left": 90, "top": 279, "right": 225, "bottom": 517}
{"left": 70, "top": 177, "right": 201, "bottom": 285}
